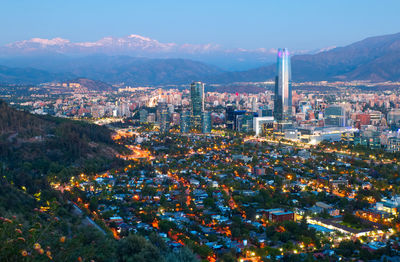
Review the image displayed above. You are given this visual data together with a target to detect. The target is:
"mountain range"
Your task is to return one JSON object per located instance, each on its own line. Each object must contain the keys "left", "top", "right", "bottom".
{"left": 0, "top": 34, "right": 284, "bottom": 71}
{"left": 0, "top": 55, "right": 224, "bottom": 85}
{"left": 0, "top": 32, "right": 399, "bottom": 86}
{"left": 210, "top": 32, "right": 400, "bottom": 83}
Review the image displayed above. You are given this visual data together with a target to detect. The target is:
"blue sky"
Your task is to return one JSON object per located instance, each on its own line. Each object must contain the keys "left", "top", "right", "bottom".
{"left": 1, "top": 0, "right": 399, "bottom": 50}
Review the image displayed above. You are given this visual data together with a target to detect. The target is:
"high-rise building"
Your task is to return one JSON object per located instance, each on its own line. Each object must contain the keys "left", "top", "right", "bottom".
{"left": 147, "top": 113, "right": 156, "bottom": 123}
{"left": 180, "top": 110, "right": 191, "bottom": 133}
{"left": 354, "top": 131, "right": 381, "bottom": 149}
{"left": 190, "top": 82, "right": 205, "bottom": 129}
{"left": 160, "top": 109, "right": 170, "bottom": 133}
{"left": 201, "top": 111, "right": 212, "bottom": 133}
{"left": 139, "top": 109, "right": 148, "bottom": 123}
{"left": 251, "top": 97, "right": 258, "bottom": 112}
{"left": 225, "top": 104, "right": 235, "bottom": 130}
{"left": 258, "top": 107, "right": 273, "bottom": 117}
{"left": 171, "top": 112, "right": 180, "bottom": 126}
{"left": 274, "top": 48, "right": 292, "bottom": 121}
{"left": 236, "top": 112, "right": 254, "bottom": 133}
{"left": 387, "top": 109, "right": 400, "bottom": 129}
{"left": 229, "top": 110, "right": 246, "bottom": 131}
{"left": 156, "top": 102, "right": 167, "bottom": 124}
{"left": 325, "top": 105, "right": 346, "bottom": 127}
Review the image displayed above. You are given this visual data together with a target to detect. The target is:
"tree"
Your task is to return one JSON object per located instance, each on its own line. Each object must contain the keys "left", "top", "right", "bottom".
{"left": 192, "top": 244, "right": 212, "bottom": 258}
{"left": 165, "top": 247, "right": 199, "bottom": 262}
{"left": 117, "top": 234, "right": 162, "bottom": 262}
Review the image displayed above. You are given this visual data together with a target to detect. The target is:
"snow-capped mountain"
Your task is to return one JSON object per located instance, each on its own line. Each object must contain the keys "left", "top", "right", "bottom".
{"left": 2, "top": 32, "right": 400, "bottom": 86}
{"left": 1, "top": 34, "right": 282, "bottom": 70}
{"left": 4, "top": 34, "right": 220, "bottom": 54}
{"left": 0, "top": 34, "right": 321, "bottom": 70}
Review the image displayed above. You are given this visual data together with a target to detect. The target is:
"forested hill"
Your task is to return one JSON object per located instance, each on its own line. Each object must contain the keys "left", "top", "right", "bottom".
{"left": 0, "top": 101, "right": 198, "bottom": 261}
{"left": 0, "top": 100, "right": 125, "bottom": 261}
{"left": 0, "top": 99, "right": 117, "bottom": 158}
{"left": 0, "top": 100, "right": 125, "bottom": 188}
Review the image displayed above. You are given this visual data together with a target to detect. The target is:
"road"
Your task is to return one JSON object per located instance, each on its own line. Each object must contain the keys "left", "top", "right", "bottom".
{"left": 71, "top": 202, "right": 107, "bottom": 235}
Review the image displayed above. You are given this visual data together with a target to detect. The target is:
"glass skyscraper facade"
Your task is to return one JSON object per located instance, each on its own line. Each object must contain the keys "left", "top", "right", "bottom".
{"left": 139, "top": 109, "right": 148, "bottom": 123}
{"left": 325, "top": 105, "right": 346, "bottom": 127}
{"left": 274, "top": 48, "right": 292, "bottom": 121}
{"left": 225, "top": 104, "right": 235, "bottom": 130}
{"left": 387, "top": 109, "right": 400, "bottom": 129}
{"left": 201, "top": 111, "right": 212, "bottom": 133}
{"left": 181, "top": 81, "right": 212, "bottom": 133}
{"left": 160, "top": 109, "right": 170, "bottom": 133}
{"left": 190, "top": 81, "right": 205, "bottom": 130}
{"left": 180, "top": 110, "right": 191, "bottom": 133}
{"left": 236, "top": 112, "right": 254, "bottom": 133}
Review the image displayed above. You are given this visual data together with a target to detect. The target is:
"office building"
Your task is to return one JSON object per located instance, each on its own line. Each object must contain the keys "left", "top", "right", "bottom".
{"left": 139, "top": 109, "right": 148, "bottom": 123}
{"left": 258, "top": 107, "right": 273, "bottom": 117}
{"left": 201, "top": 111, "right": 212, "bottom": 133}
{"left": 387, "top": 109, "right": 400, "bottom": 129}
{"left": 274, "top": 48, "right": 292, "bottom": 121}
{"left": 147, "top": 113, "right": 156, "bottom": 123}
{"left": 180, "top": 110, "right": 191, "bottom": 133}
{"left": 253, "top": 116, "right": 274, "bottom": 136}
{"left": 225, "top": 104, "right": 235, "bottom": 130}
{"left": 354, "top": 130, "right": 381, "bottom": 149}
{"left": 236, "top": 112, "right": 254, "bottom": 133}
{"left": 325, "top": 105, "right": 346, "bottom": 127}
{"left": 160, "top": 109, "right": 170, "bottom": 133}
{"left": 190, "top": 82, "right": 205, "bottom": 130}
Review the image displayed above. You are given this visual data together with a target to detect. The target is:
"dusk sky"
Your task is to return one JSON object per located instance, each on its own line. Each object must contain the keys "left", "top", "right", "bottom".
{"left": 1, "top": 0, "right": 399, "bottom": 50}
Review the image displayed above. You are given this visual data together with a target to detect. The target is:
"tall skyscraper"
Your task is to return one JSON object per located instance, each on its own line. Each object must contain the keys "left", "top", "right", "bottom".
{"left": 160, "top": 109, "right": 170, "bottom": 133}
{"left": 139, "top": 109, "right": 148, "bottom": 123}
{"left": 201, "top": 111, "right": 212, "bottom": 133}
{"left": 180, "top": 110, "right": 191, "bottom": 133}
{"left": 274, "top": 48, "right": 292, "bottom": 121}
{"left": 225, "top": 104, "right": 235, "bottom": 130}
{"left": 190, "top": 81, "right": 205, "bottom": 129}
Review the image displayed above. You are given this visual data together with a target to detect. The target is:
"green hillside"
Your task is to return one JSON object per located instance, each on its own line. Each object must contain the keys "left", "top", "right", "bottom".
{"left": 0, "top": 101, "right": 197, "bottom": 262}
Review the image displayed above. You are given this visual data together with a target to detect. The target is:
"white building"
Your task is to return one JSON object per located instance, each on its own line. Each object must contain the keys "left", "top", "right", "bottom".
{"left": 253, "top": 116, "right": 274, "bottom": 136}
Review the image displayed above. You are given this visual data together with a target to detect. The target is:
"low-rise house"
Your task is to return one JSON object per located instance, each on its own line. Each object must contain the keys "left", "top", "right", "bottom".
{"left": 264, "top": 208, "right": 294, "bottom": 222}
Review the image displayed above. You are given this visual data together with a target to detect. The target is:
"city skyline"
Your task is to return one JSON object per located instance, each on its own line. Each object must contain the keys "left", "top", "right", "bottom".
{"left": 2, "top": 2, "right": 400, "bottom": 261}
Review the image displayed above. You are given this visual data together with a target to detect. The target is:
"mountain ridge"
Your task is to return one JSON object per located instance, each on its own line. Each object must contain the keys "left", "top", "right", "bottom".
{"left": 208, "top": 31, "right": 400, "bottom": 83}
{"left": 0, "top": 32, "right": 400, "bottom": 86}
{"left": 0, "top": 56, "right": 224, "bottom": 86}
{"left": 0, "top": 34, "right": 313, "bottom": 70}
